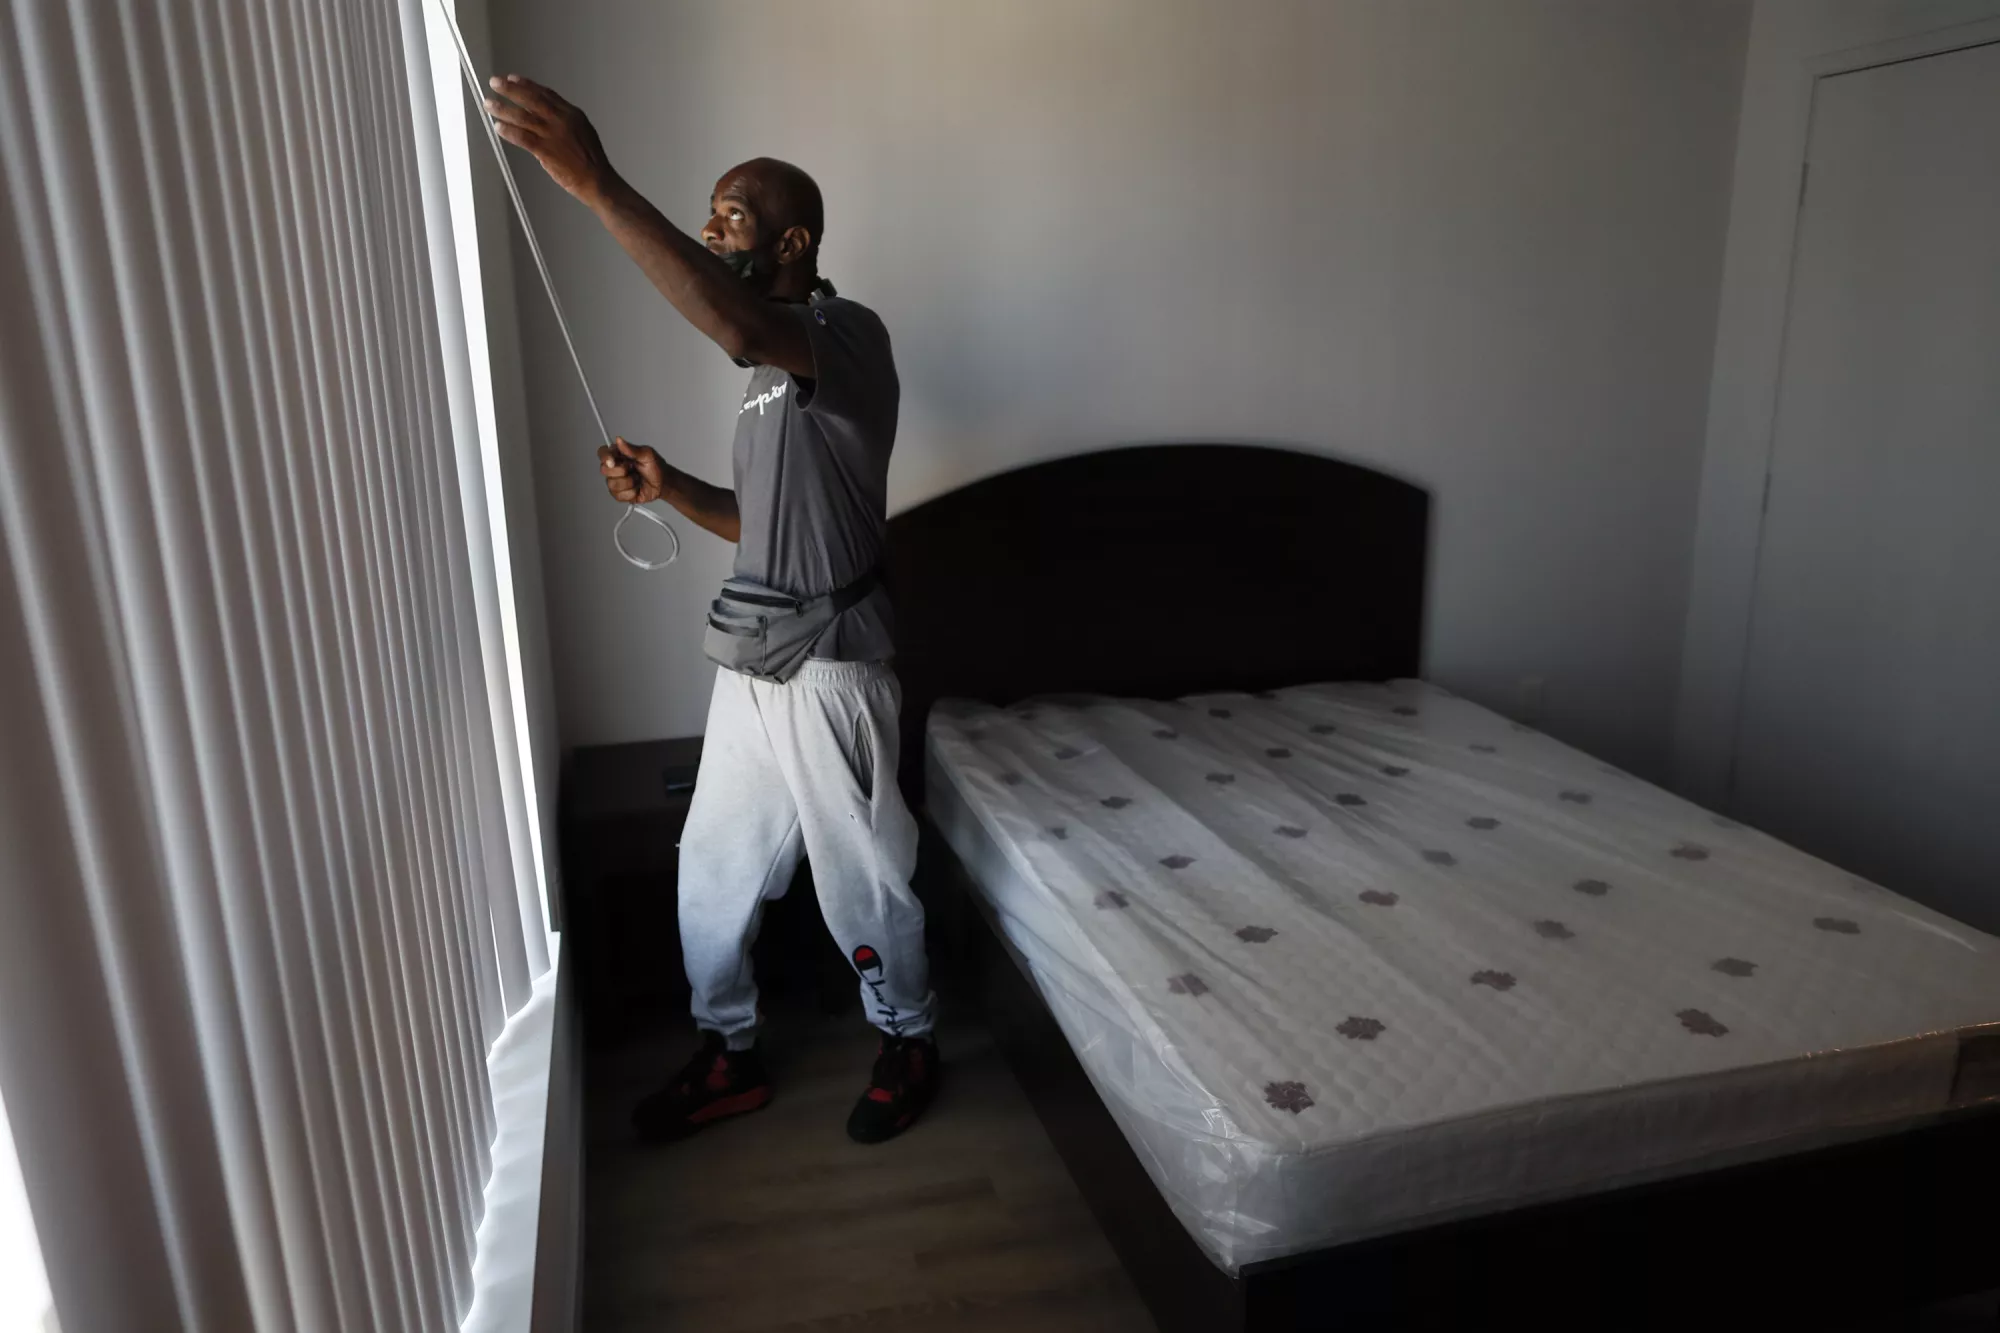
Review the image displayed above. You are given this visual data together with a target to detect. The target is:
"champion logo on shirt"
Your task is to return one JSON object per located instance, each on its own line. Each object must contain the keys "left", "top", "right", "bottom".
{"left": 740, "top": 380, "right": 788, "bottom": 416}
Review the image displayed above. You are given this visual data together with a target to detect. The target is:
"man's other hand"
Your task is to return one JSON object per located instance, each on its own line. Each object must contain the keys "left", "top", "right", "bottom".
{"left": 599, "top": 438, "right": 666, "bottom": 505}
{"left": 485, "top": 74, "right": 616, "bottom": 205}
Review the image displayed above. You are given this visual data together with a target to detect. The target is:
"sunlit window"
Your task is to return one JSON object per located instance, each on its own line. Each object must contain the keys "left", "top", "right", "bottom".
{"left": 421, "top": 0, "right": 554, "bottom": 953}
{"left": 0, "top": 1090, "right": 53, "bottom": 1333}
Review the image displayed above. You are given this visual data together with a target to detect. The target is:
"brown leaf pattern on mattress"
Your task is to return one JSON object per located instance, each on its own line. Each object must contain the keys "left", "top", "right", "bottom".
{"left": 937, "top": 688, "right": 1932, "bottom": 1143}
{"left": 1678, "top": 1008, "right": 1728, "bottom": 1037}
{"left": 1264, "top": 1081, "right": 1314, "bottom": 1114}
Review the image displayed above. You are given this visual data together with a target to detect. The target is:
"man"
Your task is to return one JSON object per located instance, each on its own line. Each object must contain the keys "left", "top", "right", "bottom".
{"left": 485, "top": 75, "right": 940, "bottom": 1144}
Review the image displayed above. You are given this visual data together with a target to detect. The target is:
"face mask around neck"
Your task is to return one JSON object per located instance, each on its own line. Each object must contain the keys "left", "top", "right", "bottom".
{"left": 719, "top": 248, "right": 833, "bottom": 305}
{"left": 719, "top": 247, "right": 765, "bottom": 282}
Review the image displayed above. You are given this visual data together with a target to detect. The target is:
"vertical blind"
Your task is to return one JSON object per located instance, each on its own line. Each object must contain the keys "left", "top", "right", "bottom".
{"left": 0, "top": 0, "right": 549, "bottom": 1330}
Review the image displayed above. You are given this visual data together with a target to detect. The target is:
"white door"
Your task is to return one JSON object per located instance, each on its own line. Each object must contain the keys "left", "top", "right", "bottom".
{"left": 1731, "top": 40, "right": 2000, "bottom": 933}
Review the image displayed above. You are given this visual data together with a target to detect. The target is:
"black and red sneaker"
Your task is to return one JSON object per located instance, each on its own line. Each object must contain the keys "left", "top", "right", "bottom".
{"left": 632, "top": 1032, "right": 772, "bottom": 1143}
{"left": 846, "top": 1035, "right": 942, "bottom": 1144}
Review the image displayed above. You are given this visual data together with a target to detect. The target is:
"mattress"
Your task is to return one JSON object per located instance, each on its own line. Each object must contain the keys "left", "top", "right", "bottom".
{"left": 924, "top": 679, "right": 2000, "bottom": 1273}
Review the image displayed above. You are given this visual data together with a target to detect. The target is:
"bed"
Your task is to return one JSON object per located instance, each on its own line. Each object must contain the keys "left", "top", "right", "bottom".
{"left": 885, "top": 445, "right": 2000, "bottom": 1332}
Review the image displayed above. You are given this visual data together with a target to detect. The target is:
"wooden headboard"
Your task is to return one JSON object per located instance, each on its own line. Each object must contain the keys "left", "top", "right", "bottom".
{"left": 884, "top": 443, "right": 1429, "bottom": 793}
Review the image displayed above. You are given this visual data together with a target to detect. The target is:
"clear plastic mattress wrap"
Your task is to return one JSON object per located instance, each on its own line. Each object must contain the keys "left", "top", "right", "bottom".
{"left": 924, "top": 680, "right": 2000, "bottom": 1273}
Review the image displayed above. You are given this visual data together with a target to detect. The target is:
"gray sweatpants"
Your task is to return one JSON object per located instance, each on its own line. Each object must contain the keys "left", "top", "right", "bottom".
{"left": 678, "top": 660, "right": 935, "bottom": 1048}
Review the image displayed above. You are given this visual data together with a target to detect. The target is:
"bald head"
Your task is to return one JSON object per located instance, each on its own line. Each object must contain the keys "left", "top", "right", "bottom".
{"left": 737, "top": 158, "right": 823, "bottom": 249}
{"left": 702, "top": 158, "right": 825, "bottom": 300}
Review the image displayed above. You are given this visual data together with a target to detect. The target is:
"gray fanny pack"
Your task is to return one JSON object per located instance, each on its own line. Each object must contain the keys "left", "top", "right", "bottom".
{"left": 703, "top": 570, "right": 880, "bottom": 682}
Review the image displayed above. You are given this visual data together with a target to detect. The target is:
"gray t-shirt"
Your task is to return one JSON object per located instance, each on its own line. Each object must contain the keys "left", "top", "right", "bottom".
{"left": 729, "top": 293, "right": 898, "bottom": 661}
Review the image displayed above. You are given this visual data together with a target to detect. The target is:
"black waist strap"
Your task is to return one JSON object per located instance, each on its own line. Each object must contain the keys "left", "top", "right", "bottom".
{"left": 828, "top": 569, "right": 879, "bottom": 615}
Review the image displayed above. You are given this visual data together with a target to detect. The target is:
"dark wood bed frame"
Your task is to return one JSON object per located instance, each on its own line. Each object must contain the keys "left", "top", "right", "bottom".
{"left": 885, "top": 444, "right": 2000, "bottom": 1332}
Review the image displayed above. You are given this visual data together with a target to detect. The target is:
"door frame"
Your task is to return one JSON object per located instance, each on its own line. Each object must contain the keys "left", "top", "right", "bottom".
{"left": 1670, "top": 5, "right": 2000, "bottom": 809}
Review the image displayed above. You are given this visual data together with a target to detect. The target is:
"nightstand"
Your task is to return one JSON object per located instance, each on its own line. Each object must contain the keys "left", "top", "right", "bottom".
{"left": 559, "top": 736, "right": 858, "bottom": 1047}
{"left": 559, "top": 737, "right": 702, "bottom": 1046}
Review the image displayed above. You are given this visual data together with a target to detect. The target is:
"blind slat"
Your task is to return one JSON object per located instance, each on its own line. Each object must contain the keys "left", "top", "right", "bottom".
{"left": 208, "top": 0, "right": 437, "bottom": 1324}
{"left": 350, "top": 0, "right": 502, "bottom": 1219}
{"left": 306, "top": 0, "right": 487, "bottom": 1305}
{"left": 0, "top": 31, "right": 257, "bottom": 1327}
{"left": 1, "top": 0, "right": 552, "bottom": 1325}
{"left": 18, "top": 3, "right": 322, "bottom": 1327}
{"left": 151, "top": 0, "right": 428, "bottom": 1324}
{"left": 403, "top": 0, "right": 551, "bottom": 1025}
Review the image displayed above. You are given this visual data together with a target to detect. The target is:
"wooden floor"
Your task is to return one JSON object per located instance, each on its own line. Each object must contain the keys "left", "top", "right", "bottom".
{"left": 582, "top": 999, "right": 2000, "bottom": 1333}
{"left": 582, "top": 1000, "right": 1158, "bottom": 1332}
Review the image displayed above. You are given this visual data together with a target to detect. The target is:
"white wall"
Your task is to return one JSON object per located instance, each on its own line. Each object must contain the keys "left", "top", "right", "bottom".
{"left": 1672, "top": 0, "right": 2000, "bottom": 806}
{"left": 491, "top": 0, "right": 1747, "bottom": 778}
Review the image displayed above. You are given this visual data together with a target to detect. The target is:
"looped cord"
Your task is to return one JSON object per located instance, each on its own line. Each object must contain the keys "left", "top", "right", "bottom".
{"left": 613, "top": 504, "right": 681, "bottom": 571}
{"left": 427, "top": 0, "right": 677, "bottom": 571}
